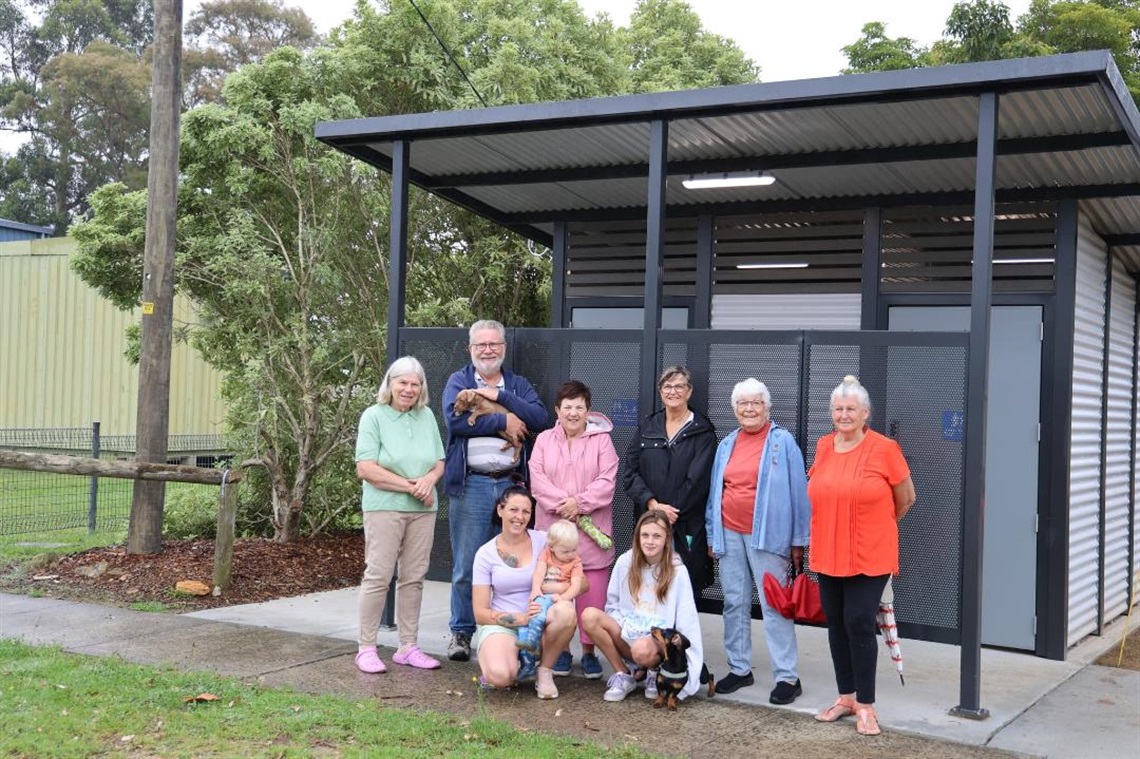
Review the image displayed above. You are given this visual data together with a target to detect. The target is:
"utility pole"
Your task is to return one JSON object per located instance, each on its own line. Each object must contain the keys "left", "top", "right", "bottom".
{"left": 128, "top": 0, "right": 183, "bottom": 554}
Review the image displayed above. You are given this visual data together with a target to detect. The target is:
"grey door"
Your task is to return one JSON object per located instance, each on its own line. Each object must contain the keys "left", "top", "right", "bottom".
{"left": 889, "top": 306, "right": 1041, "bottom": 650}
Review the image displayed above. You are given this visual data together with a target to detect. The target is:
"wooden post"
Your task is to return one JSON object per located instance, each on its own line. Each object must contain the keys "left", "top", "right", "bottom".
{"left": 129, "top": 0, "right": 183, "bottom": 554}
{"left": 213, "top": 469, "right": 238, "bottom": 593}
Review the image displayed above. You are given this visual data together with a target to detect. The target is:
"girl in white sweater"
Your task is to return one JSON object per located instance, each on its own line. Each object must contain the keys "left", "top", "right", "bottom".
{"left": 581, "top": 509, "right": 705, "bottom": 702}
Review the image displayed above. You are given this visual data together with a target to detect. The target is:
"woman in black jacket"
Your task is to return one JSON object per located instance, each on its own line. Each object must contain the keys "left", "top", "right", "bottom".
{"left": 623, "top": 365, "right": 717, "bottom": 601}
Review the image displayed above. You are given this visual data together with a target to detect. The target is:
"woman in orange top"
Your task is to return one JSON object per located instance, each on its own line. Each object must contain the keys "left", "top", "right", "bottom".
{"left": 807, "top": 375, "right": 915, "bottom": 736}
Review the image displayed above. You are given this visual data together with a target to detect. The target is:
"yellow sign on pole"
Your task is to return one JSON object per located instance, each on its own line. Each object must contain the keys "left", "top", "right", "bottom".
{"left": 141, "top": 302, "right": 155, "bottom": 315}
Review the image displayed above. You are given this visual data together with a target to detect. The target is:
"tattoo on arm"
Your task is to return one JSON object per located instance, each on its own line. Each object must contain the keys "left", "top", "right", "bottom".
{"left": 497, "top": 613, "right": 517, "bottom": 626}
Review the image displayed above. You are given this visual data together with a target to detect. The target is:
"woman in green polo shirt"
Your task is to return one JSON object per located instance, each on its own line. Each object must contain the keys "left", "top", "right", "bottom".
{"left": 354, "top": 356, "right": 446, "bottom": 674}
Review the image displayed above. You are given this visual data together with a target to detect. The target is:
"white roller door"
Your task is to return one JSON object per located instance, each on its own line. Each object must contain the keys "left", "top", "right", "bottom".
{"left": 1068, "top": 218, "right": 1106, "bottom": 645}
{"left": 711, "top": 293, "right": 861, "bottom": 329}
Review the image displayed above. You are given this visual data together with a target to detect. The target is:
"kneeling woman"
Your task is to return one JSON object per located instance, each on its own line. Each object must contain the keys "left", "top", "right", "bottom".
{"left": 472, "top": 486, "right": 578, "bottom": 699}
{"left": 582, "top": 510, "right": 705, "bottom": 703}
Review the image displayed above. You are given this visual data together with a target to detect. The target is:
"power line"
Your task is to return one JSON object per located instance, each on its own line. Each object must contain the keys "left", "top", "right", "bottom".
{"left": 406, "top": 0, "right": 488, "bottom": 108}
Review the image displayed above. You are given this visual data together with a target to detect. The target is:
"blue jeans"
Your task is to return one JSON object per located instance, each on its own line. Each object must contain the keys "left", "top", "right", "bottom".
{"left": 449, "top": 474, "right": 514, "bottom": 635}
{"left": 720, "top": 531, "right": 799, "bottom": 685}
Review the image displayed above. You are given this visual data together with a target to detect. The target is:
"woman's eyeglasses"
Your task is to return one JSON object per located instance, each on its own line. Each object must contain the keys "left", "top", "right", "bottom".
{"left": 660, "top": 383, "right": 690, "bottom": 394}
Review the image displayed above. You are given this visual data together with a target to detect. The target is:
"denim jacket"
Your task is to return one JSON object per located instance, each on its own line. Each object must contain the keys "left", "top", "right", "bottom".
{"left": 705, "top": 422, "right": 810, "bottom": 559}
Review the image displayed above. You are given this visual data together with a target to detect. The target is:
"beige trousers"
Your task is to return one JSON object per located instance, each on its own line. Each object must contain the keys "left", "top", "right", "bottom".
{"left": 358, "top": 509, "right": 436, "bottom": 648}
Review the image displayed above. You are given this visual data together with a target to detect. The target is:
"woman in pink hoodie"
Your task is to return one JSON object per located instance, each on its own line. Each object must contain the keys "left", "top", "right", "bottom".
{"left": 528, "top": 379, "right": 618, "bottom": 680}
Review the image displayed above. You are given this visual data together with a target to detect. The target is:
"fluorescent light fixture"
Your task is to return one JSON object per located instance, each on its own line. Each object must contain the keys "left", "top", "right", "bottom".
{"left": 993, "top": 258, "right": 1055, "bottom": 265}
{"left": 682, "top": 171, "right": 776, "bottom": 190}
{"left": 737, "top": 262, "right": 809, "bottom": 270}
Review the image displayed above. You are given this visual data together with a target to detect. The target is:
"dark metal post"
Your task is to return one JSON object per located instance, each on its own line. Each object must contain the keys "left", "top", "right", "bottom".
{"left": 551, "top": 221, "right": 567, "bottom": 327}
{"left": 1038, "top": 199, "right": 1078, "bottom": 660}
{"left": 639, "top": 120, "right": 669, "bottom": 419}
{"left": 952, "top": 91, "right": 997, "bottom": 720}
{"left": 386, "top": 139, "right": 410, "bottom": 366}
{"left": 381, "top": 138, "right": 411, "bottom": 630}
{"left": 860, "top": 207, "right": 883, "bottom": 329}
{"left": 87, "top": 421, "right": 100, "bottom": 534}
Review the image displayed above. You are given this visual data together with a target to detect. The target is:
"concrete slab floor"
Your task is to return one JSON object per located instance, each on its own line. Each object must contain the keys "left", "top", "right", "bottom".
{"left": 987, "top": 665, "right": 1140, "bottom": 759}
{"left": 2, "top": 599, "right": 211, "bottom": 648}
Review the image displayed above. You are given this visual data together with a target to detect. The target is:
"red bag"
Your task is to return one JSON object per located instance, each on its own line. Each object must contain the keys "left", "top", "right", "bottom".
{"left": 762, "top": 572, "right": 795, "bottom": 619}
{"left": 790, "top": 572, "right": 826, "bottom": 624}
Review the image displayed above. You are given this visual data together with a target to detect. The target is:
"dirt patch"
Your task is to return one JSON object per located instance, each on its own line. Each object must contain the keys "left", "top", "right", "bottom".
{"left": 1, "top": 533, "right": 364, "bottom": 610}
{"left": 1094, "top": 627, "right": 1140, "bottom": 671}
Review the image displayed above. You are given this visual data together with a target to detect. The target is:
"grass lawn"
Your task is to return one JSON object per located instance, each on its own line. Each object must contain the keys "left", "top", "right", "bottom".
{"left": 0, "top": 640, "right": 653, "bottom": 758}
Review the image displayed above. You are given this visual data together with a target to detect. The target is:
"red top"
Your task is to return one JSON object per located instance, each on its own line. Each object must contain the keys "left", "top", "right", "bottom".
{"left": 807, "top": 428, "right": 910, "bottom": 577}
{"left": 721, "top": 423, "right": 770, "bottom": 534}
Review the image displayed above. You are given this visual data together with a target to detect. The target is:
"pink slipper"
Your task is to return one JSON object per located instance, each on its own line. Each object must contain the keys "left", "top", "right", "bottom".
{"left": 355, "top": 648, "right": 386, "bottom": 674}
{"left": 393, "top": 645, "right": 441, "bottom": 670}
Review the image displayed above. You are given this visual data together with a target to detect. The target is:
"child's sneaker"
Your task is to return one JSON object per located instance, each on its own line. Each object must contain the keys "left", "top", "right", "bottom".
{"left": 603, "top": 671, "right": 638, "bottom": 702}
{"left": 644, "top": 668, "right": 658, "bottom": 699}
{"left": 517, "top": 650, "right": 538, "bottom": 683}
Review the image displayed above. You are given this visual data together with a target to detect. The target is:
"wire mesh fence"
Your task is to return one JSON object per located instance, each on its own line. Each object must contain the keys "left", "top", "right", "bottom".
{"left": 0, "top": 425, "right": 226, "bottom": 536}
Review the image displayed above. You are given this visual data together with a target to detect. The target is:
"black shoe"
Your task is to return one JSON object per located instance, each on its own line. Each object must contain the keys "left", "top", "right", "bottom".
{"left": 769, "top": 679, "right": 802, "bottom": 705}
{"left": 714, "top": 670, "right": 754, "bottom": 695}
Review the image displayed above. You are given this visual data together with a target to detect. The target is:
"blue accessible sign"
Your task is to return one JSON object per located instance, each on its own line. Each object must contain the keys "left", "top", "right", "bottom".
{"left": 942, "top": 410, "right": 964, "bottom": 441}
{"left": 610, "top": 399, "right": 639, "bottom": 428}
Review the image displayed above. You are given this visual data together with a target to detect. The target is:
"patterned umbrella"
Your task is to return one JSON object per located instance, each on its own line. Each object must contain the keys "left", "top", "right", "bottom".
{"left": 877, "top": 577, "right": 905, "bottom": 686}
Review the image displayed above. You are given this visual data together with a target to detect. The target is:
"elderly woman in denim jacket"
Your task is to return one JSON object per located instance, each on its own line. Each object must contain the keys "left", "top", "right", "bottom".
{"left": 705, "top": 378, "right": 810, "bottom": 705}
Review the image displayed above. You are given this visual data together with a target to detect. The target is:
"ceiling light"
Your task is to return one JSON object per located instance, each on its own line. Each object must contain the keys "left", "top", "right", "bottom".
{"left": 682, "top": 171, "right": 776, "bottom": 190}
{"left": 736, "top": 262, "right": 809, "bottom": 269}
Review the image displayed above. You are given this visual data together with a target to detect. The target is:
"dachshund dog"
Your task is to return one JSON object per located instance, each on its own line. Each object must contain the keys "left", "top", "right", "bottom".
{"left": 452, "top": 388, "right": 524, "bottom": 462}
{"left": 650, "top": 626, "right": 692, "bottom": 711}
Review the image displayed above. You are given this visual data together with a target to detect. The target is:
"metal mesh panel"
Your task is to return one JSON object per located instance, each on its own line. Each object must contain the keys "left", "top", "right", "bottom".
{"left": 513, "top": 330, "right": 643, "bottom": 557}
{"left": 399, "top": 330, "right": 471, "bottom": 582}
{"left": 659, "top": 334, "right": 803, "bottom": 613}
{"left": 807, "top": 340, "right": 967, "bottom": 636}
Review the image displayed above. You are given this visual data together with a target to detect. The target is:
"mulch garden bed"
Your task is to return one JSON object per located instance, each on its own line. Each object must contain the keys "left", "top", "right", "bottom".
{"left": 2, "top": 533, "right": 365, "bottom": 610}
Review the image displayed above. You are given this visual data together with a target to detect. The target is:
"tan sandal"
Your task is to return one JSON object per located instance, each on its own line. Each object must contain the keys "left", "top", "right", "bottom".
{"left": 855, "top": 704, "right": 881, "bottom": 736}
{"left": 815, "top": 696, "right": 856, "bottom": 722}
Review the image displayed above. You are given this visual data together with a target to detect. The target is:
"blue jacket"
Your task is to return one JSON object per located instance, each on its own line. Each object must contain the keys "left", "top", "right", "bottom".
{"left": 441, "top": 364, "right": 548, "bottom": 496}
{"left": 705, "top": 423, "right": 810, "bottom": 559}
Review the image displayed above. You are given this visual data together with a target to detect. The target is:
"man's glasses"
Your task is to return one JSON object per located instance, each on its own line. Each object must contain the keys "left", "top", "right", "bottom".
{"left": 660, "top": 383, "right": 690, "bottom": 394}
{"left": 470, "top": 342, "right": 505, "bottom": 351}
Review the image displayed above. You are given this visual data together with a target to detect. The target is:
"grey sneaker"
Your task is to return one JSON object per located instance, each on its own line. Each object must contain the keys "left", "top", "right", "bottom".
{"left": 447, "top": 631, "right": 471, "bottom": 662}
{"left": 603, "top": 671, "right": 638, "bottom": 702}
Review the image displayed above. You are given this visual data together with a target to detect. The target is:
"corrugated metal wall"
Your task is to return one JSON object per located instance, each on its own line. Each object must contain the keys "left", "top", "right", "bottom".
{"left": 1068, "top": 217, "right": 1107, "bottom": 645}
{"left": 710, "top": 293, "right": 861, "bottom": 329}
{"left": 0, "top": 239, "right": 224, "bottom": 436}
{"left": 1103, "top": 256, "right": 1137, "bottom": 621}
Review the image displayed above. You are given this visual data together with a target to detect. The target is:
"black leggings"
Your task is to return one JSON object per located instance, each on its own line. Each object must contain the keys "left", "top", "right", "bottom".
{"left": 817, "top": 573, "right": 890, "bottom": 704}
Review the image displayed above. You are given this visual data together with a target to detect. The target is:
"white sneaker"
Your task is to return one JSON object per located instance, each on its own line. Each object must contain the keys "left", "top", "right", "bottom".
{"left": 644, "top": 668, "right": 658, "bottom": 699}
{"left": 603, "top": 672, "right": 638, "bottom": 702}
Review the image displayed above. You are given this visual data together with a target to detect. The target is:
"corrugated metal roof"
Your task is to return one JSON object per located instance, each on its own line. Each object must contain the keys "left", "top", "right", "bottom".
{"left": 319, "top": 52, "right": 1140, "bottom": 270}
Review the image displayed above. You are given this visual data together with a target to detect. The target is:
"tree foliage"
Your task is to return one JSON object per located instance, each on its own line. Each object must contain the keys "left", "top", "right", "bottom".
{"left": 71, "top": 0, "right": 759, "bottom": 542}
{"left": 183, "top": 0, "right": 318, "bottom": 106}
{"left": 842, "top": 22, "right": 931, "bottom": 73}
{"left": 843, "top": 0, "right": 1140, "bottom": 102}
{"left": 0, "top": 0, "right": 152, "bottom": 230}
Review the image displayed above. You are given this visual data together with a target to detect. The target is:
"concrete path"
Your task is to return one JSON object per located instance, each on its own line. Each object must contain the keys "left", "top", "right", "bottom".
{"left": 3, "top": 584, "right": 1137, "bottom": 758}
